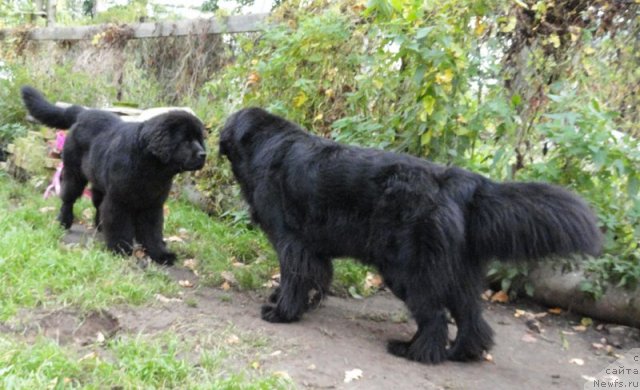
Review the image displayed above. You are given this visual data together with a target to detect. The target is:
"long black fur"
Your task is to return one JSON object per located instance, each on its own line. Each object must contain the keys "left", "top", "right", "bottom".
{"left": 219, "top": 107, "right": 602, "bottom": 364}
{"left": 21, "top": 86, "right": 207, "bottom": 265}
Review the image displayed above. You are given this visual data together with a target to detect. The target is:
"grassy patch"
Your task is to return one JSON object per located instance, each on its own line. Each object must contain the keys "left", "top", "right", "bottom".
{"left": 0, "top": 172, "right": 176, "bottom": 321}
{"left": 163, "top": 195, "right": 279, "bottom": 290}
{"left": 0, "top": 331, "right": 292, "bottom": 389}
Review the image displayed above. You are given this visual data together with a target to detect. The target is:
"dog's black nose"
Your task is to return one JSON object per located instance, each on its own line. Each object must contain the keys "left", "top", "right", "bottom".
{"left": 198, "top": 151, "right": 207, "bottom": 159}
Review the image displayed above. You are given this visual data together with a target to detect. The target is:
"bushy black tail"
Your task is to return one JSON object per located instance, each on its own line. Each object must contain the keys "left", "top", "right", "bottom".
{"left": 20, "top": 86, "right": 84, "bottom": 129}
{"left": 468, "top": 181, "right": 602, "bottom": 263}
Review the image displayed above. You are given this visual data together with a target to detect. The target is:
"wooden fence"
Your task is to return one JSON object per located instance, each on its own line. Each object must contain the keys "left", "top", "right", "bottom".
{"left": 0, "top": 13, "right": 268, "bottom": 41}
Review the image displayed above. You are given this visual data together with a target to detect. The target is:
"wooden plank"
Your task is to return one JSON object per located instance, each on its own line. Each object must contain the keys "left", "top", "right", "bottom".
{"left": 1, "top": 14, "right": 268, "bottom": 41}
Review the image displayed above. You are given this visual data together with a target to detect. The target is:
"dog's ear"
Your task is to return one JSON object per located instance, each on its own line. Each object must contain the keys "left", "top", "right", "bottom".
{"left": 139, "top": 121, "right": 174, "bottom": 164}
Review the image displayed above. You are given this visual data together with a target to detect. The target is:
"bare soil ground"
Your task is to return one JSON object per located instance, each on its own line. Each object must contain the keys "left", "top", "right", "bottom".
{"left": 3, "top": 225, "right": 639, "bottom": 389}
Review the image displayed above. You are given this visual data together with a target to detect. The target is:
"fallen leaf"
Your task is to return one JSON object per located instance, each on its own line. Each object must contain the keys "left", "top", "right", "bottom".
{"left": 484, "top": 352, "right": 494, "bottom": 363}
{"left": 560, "top": 331, "right": 570, "bottom": 350}
{"left": 183, "top": 258, "right": 198, "bottom": 270}
{"left": 548, "top": 307, "right": 563, "bottom": 315}
{"left": 307, "top": 364, "right": 316, "bottom": 370}
{"left": 251, "top": 361, "right": 261, "bottom": 370}
{"left": 226, "top": 334, "right": 240, "bottom": 345}
{"left": 514, "top": 309, "right": 527, "bottom": 318}
{"left": 273, "top": 371, "right": 290, "bottom": 380}
{"left": 165, "top": 235, "right": 184, "bottom": 243}
{"left": 178, "top": 280, "right": 194, "bottom": 288}
{"left": 344, "top": 368, "right": 363, "bottom": 383}
{"left": 581, "top": 317, "right": 593, "bottom": 327}
{"left": 232, "top": 262, "right": 246, "bottom": 268}
{"left": 364, "top": 272, "right": 383, "bottom": 291}
{"left": 490, "top": 290, "right": 509, "bottom": 303}
{"left": 262, "top": 280, "right": 277, "bottom": 288}
{"left": 270, "top": 350, "right": 282, "bottom": 357}
{"left": 78, "top": 351, "right": 98, "bottom": 362}
{"left": 481, "top": 289, "right": 494, "bottom": 301}
{"left": 154, "top": 293, "right": 182, "bottom": 303}
{"left": 521, "top": 333, "right": 538, "bottom": 343}
{"left": 221, "top": 271, "right": 237, "bottom": 286}
{"left": 221, "top": 281, "right": 231, "bottom": 291}
{"left": 348, "top": 286, "right": 363, "bottom": 299}
{"left": 569, "top": 358, "right": 584, "bottom": 366}
{"left": 96, "top": 331, "right": 105, "bottom": 344}
{"left": 39, "top": 206, "right": 55, "bottom": 213}
{"left": 573, "top": 325, "right": 587, "bottom": 332}
{"left": 247, "top": 72, "right": 260, "bottom": 86}
{"left": 133, "top": 248, "right": 147, "bottom": 259}
{"left": 592, "top": 342, "right": 606, "bottom": 350}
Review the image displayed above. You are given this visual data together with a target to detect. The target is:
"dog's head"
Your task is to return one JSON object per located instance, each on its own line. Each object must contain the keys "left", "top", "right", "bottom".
{"left": 140, "top": 111, "right": 207, "bottom": 172}
{"left": 219, "top": 107, "right": 290, "bottom": 164}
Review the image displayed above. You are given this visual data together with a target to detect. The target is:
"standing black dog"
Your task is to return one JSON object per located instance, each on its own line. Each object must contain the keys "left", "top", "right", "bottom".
{"left": 21, "top": 86, "right": 206, "bottom": 265}
{"left": 220, "top": 107, "right": 602, "bottom": 364}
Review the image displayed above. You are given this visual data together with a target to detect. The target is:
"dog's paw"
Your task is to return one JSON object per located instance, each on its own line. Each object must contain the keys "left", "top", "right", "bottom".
{"left": 57, "top": 213, "right": 73, "bottom": 230}
{"left": 261, "top": 305, "right": 298, "bottom": 323}
{"left": 153, "top": 252, "right": 176, "bottom": 266}
{"left": 387, "top": 339, "right": 447, "bottom": 364}
{"left": 446, "top": 343, "right": 485, "bottom": 362}
{"left": 387, "top": 339, "right": 411, "bottom": 358}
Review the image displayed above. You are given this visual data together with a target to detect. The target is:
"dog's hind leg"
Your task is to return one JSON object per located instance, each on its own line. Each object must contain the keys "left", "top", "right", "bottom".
{"left": 100, "top": 195, "right": 135, "bottom": 256}
{"left": 386, "top": 281, "right": 450, "bottom": 364}
{"left": 446, "top": 269, "right": 494, "bottom": 362}
{"left": 134, "top": 207, "right": 176, "bottom": 265}
{"left": 262, "top": 238, "right": 332, "bottom": 323}
{"left": 58, "top": 166, "right": 87, "bottom": 229}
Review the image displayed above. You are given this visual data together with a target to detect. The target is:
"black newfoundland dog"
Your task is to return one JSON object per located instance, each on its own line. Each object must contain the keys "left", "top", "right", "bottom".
{"left": 220, "top": 107, "right": 602, "bottom": 364}
{"left": 21, "top": 86, "right": 206, "bottom": 265}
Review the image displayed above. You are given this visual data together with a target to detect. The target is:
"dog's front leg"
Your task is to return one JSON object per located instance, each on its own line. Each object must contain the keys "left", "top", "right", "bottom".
{"left": 261, "top": 239, "right": 332, "bottom": 323}
{"left": 134, "top": 207, "right": 176, "bottom": 265}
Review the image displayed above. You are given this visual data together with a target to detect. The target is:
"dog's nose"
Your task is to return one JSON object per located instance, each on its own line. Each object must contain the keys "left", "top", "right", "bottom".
{"left": 198, "top": 151, "right": 207, "bottom": 159}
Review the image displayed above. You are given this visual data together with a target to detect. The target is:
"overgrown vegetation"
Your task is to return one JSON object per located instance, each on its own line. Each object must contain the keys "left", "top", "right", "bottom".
{"left": 200, "top": 0, "right": 640, "bottom": 297}
{"left": 1, "top": 0, "right": 638, "bottom": 299}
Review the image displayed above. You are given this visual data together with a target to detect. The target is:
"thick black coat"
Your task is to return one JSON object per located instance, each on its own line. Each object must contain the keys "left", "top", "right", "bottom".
{"left": 220, "top": 107, "right": 602, "bottom": 364}
{"left": 21, "top": 86, "right": 206, "bottom": 264}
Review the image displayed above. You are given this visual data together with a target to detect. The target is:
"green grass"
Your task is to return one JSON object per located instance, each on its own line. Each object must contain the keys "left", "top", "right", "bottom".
{"left": 0, "top": 332, "right": 292, "bottom": 389}
{"left": 0, "top": 172, "right": 176, "bottom": 321}
{"left": 163, "top": 193, "right": 280, "bottom": 290}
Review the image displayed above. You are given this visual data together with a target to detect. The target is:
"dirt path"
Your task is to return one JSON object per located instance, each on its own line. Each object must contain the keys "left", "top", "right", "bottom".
{"left": 155, "top": 267, "right": 639, "bottom": 389}
{"left": 4, "top": 226, "right": 638, "bottom": 389}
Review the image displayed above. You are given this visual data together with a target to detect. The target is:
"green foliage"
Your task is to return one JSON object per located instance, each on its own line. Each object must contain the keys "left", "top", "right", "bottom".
{"left": 0, "top": 62, "right": 116, "bottom": 124}
{"left": 0, "top": 123, "right": 27, "bottom": 151}
{"left": 198, "top": 0, "right": 639, "bottom": 296}
{"left": 89, "top": 0, "right": 150, "bottom": 24}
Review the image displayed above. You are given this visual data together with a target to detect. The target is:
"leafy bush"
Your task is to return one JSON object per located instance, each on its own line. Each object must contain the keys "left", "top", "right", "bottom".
{"left": 196, "top": 0, "right": 639, "bottom": 296}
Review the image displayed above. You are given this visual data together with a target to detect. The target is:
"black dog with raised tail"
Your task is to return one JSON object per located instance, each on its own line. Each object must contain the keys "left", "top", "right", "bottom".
{"left": 219, "top": 107, "right": 602, "bottom": 364}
